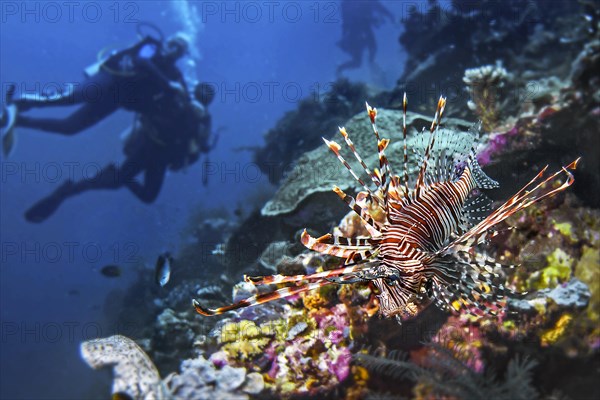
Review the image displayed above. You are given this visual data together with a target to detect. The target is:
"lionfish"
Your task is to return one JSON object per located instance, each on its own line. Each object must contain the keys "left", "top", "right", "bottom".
{"left": 193, "top": 95, "right": 579, "bottom": 321}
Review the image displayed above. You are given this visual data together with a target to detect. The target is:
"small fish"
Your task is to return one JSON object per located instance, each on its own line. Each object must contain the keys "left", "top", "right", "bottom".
{"left": 100, "top": 265, "right": 122, "bottom": 278}
{"left": 155, "top": 252, "right": 172, "bottom": 287}
{"left": 67, "top": 289, "right": 80, "bottom": 296}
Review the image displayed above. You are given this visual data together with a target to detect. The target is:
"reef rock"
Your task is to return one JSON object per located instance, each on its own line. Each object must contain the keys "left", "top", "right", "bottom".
{"left": 509, "top": 279, "right": 591, "bottom": 313}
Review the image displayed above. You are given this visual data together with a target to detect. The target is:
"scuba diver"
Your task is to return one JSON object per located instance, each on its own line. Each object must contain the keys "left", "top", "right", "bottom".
{"left": 2, "top": 26, "right": 189, "bottom": 148}
{"left": 22, "top": 81, "right": 217, "bottom": 223}
{"left": 0, "top": 25, "right": 218, "bottom": 222}
{"left": 336, "top": 0, "right": 395, "bottom": 77}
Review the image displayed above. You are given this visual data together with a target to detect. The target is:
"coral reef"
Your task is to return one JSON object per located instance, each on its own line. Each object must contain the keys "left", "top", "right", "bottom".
{"left": 81, "top": 334, "right": 265, "bottom": 400}
{"left": 394, "top": 0, "right": 581, "bottom": 118}
{"left": 200, "top": 280, "right": 374, "bottom": 398}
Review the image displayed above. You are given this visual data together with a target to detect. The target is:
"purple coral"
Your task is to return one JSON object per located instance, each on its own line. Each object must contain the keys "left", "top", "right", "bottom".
{"left": 316, "top": 304, "right": 350, "bottom": 345}
{"left": 478, "top": 126, "right": 518, "bottom": 166}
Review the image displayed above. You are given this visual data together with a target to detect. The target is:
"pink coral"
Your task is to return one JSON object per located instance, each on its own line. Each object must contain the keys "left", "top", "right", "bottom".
{"left": 478, "top": 126, "right": 518, "bottom": 166}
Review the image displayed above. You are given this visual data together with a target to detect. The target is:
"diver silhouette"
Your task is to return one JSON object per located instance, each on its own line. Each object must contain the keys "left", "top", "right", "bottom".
{"left": 336, "top": 0, "right": 394, "bottom": 77}
{"left": 5, "top": 32, "right": 188, "bottom": 138}
{"left": 0, "top": 26, "right": 217, "bottom": 223}
{"left": 23, "top": 81, "right": 217, "bottom": 223}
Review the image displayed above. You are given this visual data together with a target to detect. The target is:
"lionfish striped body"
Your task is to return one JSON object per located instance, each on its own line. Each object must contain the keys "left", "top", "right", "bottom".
{"left": 194, "top": 95, "right": 579, "bottom": 321}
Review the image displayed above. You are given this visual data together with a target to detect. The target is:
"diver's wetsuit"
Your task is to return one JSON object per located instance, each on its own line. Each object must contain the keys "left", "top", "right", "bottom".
{"left": 25, "top": 121, "right": 176, "bottom": 222}
{"left": 13, "top": 36, "right": 187, "bottom": 135}
{"left": 24, "top": 90, "right": 214, "bottom": 223}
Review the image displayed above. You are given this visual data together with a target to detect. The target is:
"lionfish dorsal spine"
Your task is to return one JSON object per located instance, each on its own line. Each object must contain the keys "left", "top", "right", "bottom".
{"left": 332, "top": 186, "right": 384, "bottom": 233}
{"left": 338, "top": 126, "right": 379, "bottom": 188}
{"left": 366, "top": 103, "right": 393, "bottom": 197}
{"left": 402, "top": 92, "right": 410, "bottom": 197}
{"left": 414, "top": 96, "right": 447, "bottom": 198}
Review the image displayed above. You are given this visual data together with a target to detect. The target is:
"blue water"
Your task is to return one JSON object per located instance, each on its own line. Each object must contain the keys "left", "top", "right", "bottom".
{"left": 0, "top": 1, "right": 404, "bottom": 398}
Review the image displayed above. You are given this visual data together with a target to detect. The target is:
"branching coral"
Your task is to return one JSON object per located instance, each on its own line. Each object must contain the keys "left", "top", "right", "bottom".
{"left": 463, "top": 63, "right": 511, "bottom": 132}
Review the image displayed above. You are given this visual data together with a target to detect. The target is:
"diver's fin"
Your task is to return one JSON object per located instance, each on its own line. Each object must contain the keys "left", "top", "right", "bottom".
{"left": 1, "top": 104, "right": 18, "bottom": 157}
{"left": 24, "top": 180, "right": 74, "bottom": 223}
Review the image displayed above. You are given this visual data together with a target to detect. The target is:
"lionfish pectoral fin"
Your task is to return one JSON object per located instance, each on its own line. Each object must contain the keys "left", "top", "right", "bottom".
{"left": 471, "top": 156, "right": 499, "bottom": 189}
{"left": 244, "top": 262, "right": 376, "bottom": 285}
{"left": 301, "top": 228, "right": 370, "bottom": 258}
{"left": 325, "top": 275, "right": 365, "bottom": 284}
{"left": 441, "top": 158, "right": 579, "bottom": 254}
{"left": 192, "top": 299, "right": 218, "bottom": 316}
{"left": 193, "top": 279, "right": 335, "bottom": 316}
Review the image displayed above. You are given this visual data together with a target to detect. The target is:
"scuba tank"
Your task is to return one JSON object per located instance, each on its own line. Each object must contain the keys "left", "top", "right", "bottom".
{"left": 84, "top": 22, "right": 165, "bottom": 79}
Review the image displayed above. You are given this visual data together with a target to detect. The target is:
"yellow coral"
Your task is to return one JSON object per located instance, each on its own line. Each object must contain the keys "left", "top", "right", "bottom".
{"left": 540, "top": 314, "right": 573, "bottom": 347}
{"left": 528, "top": 248, "right": 573, "bottom": 290}
{"left": 302, "top": 283, "right": 337, "bottom": 310}
{"left": 575, "top": 246, "right": 600, "bottom": 322}
{"left": 553, "top": 220, "right": 576, "bottom": 242}
{"left": 219, "top": 320, "right": 262, "bottom": 343}
{"left": 222, "top": 338, "right": 271, "bottom": 361}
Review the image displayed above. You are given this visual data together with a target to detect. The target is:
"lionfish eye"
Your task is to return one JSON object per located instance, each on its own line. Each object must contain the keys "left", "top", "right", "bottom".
{"left": 424, "top": 279, "right": 434, "bottom": 297}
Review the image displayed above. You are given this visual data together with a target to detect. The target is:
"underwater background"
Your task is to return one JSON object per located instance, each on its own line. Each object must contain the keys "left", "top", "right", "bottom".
{"left": 0, "top": 1, "right": 599, "bottom": 399}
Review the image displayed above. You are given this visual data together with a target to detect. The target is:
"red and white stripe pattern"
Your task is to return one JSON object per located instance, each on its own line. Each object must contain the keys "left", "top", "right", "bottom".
{"left": 193, "top": 96, "right": 579, "bottom": 319}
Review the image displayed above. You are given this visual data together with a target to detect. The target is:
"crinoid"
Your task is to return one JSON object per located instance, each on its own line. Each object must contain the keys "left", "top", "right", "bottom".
{"left": 355, "top": 343, "right": 538, "bottom": 400}
{"left": 193, "top": 94, "right": 579, "bottom": 322}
